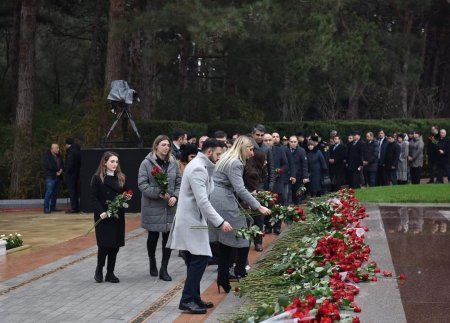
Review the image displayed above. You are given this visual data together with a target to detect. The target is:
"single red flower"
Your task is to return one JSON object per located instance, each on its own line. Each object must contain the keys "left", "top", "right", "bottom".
{"left": 235, "top": 287, "right": 240, "bottom": 292}
{"left": 398, "top": 273, "right": 405, "bottom": 280}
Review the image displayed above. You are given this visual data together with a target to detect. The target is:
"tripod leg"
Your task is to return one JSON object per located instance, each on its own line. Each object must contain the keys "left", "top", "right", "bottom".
{"left": 126, "top": 111, "right": 144, "bottom": 147}
{"left": 104, "top": 110, "right": 124, "bottom": 143}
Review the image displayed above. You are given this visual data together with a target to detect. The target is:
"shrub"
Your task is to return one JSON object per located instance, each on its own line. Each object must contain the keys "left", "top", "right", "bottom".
{"left": 0, "top": 233, "right": 24, "bottom": 250}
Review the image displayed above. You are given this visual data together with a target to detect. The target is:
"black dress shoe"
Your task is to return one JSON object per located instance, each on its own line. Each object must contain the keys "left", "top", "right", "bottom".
{"left": 274, "top": 228, "right": 281, "bottom": 235}
{"left": 179, "top": 301, "right": 207, "bottom": 314}
{"left": 197, "top": 299, "right": 214, "bottom": 309}
{"left": 105, "top": 272, "right": 120, "bottom": 283}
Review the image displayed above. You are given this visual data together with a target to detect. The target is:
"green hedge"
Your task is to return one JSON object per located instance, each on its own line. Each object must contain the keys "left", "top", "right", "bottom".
{"left": 137, "top": 119, "right": 450, "bottom": 143}
{"left": 135, "top": 120, "right": 207, "bottom": 146}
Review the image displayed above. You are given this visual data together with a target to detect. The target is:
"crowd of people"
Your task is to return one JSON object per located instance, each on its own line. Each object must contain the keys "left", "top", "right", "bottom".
{"left": 40, "top": 123, "right": 450, "bottom": 315}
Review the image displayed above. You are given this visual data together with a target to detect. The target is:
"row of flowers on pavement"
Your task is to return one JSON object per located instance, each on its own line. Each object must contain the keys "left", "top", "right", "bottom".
{"left": 0, "top": 233, "right": 23, "bottom": 250}
{"left": 232, "top": 189, "right": 404, "bottom": 323}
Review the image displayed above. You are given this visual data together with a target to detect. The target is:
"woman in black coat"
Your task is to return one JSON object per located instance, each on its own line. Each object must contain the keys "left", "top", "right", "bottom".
{"left": 244, "top": 150, "right": 267, "bottom": 251}
{"left": 306, "top": 141, "right": 328, "bottom": 197}
{"left": 91, "top": 151, "right": 129, "bottom": 283}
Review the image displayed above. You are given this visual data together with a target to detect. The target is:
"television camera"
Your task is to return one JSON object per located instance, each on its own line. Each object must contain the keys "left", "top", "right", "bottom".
{"left": 103, "top": 80, "right": 144, "bottom": 147}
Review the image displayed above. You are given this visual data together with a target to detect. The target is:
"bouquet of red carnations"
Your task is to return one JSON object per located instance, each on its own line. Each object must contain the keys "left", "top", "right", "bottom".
{"left": 86, "top": 190, "right": 133, "bottom": 234}
{"left": 151, "top": 165, "right": 169, "bottom": 195}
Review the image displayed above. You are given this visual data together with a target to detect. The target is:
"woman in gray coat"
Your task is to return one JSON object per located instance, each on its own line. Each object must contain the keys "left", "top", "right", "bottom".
{"left": 396, "top": 134, "right": 409, "bottom": 184}
{"left": 210, "top": 136, "right": 271, "bottom": 293}
{"left": 138, "top": 135, "right": 181, "bottom": 281}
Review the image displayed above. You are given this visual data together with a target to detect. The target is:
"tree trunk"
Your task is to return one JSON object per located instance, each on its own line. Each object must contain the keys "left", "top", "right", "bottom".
{"left": 9, "top": 0, "right": 38, "bottom": 198}
{"left": 347, "top": 80, "right": 365, "bottom": 119}
{"left": 422, "top": 1, "right": 450, "bottom": 116}
{"left": 104, "top": 0, "right": 125, "bottom": 92}
{"left": 87, "top": 0, "right": 106, "bottom": 90}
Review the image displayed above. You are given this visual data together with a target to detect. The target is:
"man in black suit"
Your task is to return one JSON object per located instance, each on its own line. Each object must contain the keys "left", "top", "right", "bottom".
{"left": 288, "top": 135, "right": 309, "bottom": 205}
{"left": 65, "top": 138, "right": 81, "bottom": 213}
{"left": 251, "top": 124, "right": 275, "bottom": 191}
{"left": 384, "top": 134, "right": 401, "bottom": 185}
{"left": 172, "top": 128, "right": 187, "bottom": 160}
{"left": 377, "top": 130, "right": 388, "bottom": 186}
{"left": 346, "top": 131, "right": 364, "bottom": 189}
{"left": 363, "top": 132, "right": 379, "bottom": 187}
{"left": 329, "top": 135, "right": 346, "bottom": 191}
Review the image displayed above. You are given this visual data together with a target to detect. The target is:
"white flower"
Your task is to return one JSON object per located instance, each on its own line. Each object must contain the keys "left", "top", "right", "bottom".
{"left": 122, "top": 203, "right": 129, "bottom": 208}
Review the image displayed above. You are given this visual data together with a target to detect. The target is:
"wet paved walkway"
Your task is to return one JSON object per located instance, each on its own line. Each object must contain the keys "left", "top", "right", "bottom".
{"left": 0, "top": 210, "right": 281, "bottom": 322}
{"left": 380, "top": 205, "right": 450, "bottom": 323}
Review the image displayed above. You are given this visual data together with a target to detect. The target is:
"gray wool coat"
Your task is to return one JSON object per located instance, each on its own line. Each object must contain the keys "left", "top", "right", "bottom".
{"left": 166, "top": 153, "right": 225, "bottom": 256}
{"left": 209, "top": 158, "right": 262, "bottom": 248}
{"left": 138, "top": 153, "right": 181, "bottom": 232}
{"left": 408, "top": 138, "right": 424, "bottom": 167}
{"left": 397, "top": 141, "right": 409, "bottom": 181}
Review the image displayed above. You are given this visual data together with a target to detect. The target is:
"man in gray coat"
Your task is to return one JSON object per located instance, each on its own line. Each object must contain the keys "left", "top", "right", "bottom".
{"left": 167, "top": 139, "right": 232, "bottom": 314}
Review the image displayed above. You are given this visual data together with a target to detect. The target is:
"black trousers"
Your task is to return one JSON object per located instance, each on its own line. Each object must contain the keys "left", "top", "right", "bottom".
{"left": 436, "top": 164, "right": 450, "bottom": 183}
{"left": 97, "top": 246, "right": 120, "bottom": 273}
{"left": 410, "top": 167, "right": 422, "bottom": 184}
{"left": 428, "top": 161, "right": 437, "bottom": 182}
{"left": 147, "top": 231, "right": 171, "bottom": 260}
{"left": 252, "top": 214, "right": 264, "bottom": 243}
{"left": 377, "top": 166, "right": 386, "bottom": 186}
{"left": 348, "top": 170, "right": 361, "bottom": 189}
{"left": 65, "top": 173, "right": 79, "bottom": 211}
{"left": 180, "top": 251, "right": 209, "bottom": 304}
{"left": 218, "top": 243, "right": 249, "bottom": 280}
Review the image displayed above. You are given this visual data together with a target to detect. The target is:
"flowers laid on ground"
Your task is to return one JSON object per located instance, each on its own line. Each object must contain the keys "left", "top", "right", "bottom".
{"left": 232, "top": 189, "right": 405, "bottom": 322}
{"left": 0, "top": 233, "right": 23, "bottom": 250}
{"left": 151, "top": 165, "right": 169, "bottom": 195}
{"left": 86, "top": 190, "right": 133, "bottom": 234}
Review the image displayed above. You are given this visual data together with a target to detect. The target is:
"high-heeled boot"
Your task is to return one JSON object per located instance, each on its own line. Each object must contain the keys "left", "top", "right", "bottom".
{"left": 159, "top": 259, "right": 172, "bottom": 281}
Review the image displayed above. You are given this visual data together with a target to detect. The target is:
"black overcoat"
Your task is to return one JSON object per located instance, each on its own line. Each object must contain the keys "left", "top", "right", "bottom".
{"left": 90, "top": 174, "right": 128, "bottom": 247}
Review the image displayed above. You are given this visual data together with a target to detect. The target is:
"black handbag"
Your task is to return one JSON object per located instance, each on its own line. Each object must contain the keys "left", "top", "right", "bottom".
{"left": 321, "top": 175, "right": 332, "bottom": 186}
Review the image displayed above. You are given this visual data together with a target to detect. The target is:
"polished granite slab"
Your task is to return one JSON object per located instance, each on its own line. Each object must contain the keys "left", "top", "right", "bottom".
{"left": 380, "top": 206, "right": 450, "bottom": 323}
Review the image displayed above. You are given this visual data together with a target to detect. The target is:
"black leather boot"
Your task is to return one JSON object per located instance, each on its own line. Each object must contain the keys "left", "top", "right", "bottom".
{"left": 94, "top": 266, "right": 103, "bottom": 283}
{"left": 105, "top": 272, "right": 120, "bottom": 283}
{"left": 159, "top": 259, "right": 172, "bottom": 281}
{"left": 149, "top": 257, "right": 158, "bottom": 276}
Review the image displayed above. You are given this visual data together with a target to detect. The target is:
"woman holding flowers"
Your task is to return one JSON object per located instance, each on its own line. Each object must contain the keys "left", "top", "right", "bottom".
{"left": 138, "top": 135, "right": 181, "bottom": 281}
{"left": 210, "top": 136, "right": 271, "bottom": 293}
{"left": 91, "top": 151, "right": 129, "bottom": 283}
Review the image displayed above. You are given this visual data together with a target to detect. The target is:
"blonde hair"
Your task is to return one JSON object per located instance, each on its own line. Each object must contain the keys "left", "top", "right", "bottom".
{"left": 95, "top": 151, "right": 126, "bottom": 187}
{"left": 151, "top": 135, "right": 175, "bottom": 162}
{"left": 216, "top": 136, "right": 253, "bottom": 171}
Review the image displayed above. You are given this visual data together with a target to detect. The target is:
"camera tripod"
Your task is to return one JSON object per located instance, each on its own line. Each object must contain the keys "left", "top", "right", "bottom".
{"left": 102, "top": 103, "right": 144, "bottom": 147}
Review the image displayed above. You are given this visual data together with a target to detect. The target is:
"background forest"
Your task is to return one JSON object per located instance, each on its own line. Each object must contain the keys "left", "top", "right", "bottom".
{"left": 0, "top": 0, "right": 449, "bottom": 198}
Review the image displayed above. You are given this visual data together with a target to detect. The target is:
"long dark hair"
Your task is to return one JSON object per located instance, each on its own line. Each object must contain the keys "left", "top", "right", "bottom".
{"left": 94, "top": 151, "right": 126, "bottom": 187}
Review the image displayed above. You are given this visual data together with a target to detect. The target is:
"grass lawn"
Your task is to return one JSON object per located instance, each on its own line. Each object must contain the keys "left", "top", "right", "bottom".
{"left": 355, "top": 183, "right": 450, "bottom": 203}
